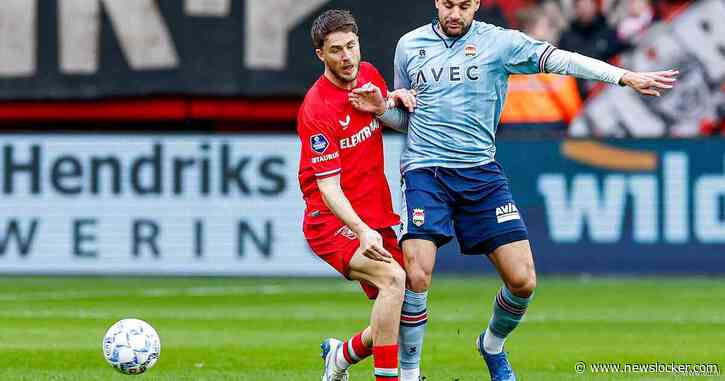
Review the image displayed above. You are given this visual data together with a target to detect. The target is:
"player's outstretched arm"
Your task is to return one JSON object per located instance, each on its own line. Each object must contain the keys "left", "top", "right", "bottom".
{"left": 349, "top": 83, "right": 413, "bottom": 133}
{"left": 317, "top": 175, "right": 392, "bottom": 263}
{"left": 544, "top": 49, "right": 678, "bottom": 97}
{"left": 618, "top": 70, "right": 678, "bottom": 97}
{"left": 388, "top": 89, "right": 416, "bottom": 112}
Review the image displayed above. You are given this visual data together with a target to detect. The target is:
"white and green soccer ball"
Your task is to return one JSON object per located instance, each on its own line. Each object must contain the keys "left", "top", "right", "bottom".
{"left": 102, "top": 319, "right": 161, "bottom": 375}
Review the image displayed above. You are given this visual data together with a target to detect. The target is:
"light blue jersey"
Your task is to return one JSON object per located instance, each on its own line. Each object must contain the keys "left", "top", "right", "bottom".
{"left": 395, "top": 20, "right": 554, "bottom": 173}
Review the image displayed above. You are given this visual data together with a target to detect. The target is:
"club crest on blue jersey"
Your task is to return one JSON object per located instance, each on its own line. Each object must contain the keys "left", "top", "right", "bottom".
{"left": 310, "top": 134, "right": 329, "bottom": 154}
{"left": 465, "top": 44, "right": 476, "bottom": 56}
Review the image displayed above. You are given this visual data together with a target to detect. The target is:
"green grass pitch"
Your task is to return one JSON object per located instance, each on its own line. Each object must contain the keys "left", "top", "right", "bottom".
{"left": 0, "top": 276, "right": 722, "bottom": 380}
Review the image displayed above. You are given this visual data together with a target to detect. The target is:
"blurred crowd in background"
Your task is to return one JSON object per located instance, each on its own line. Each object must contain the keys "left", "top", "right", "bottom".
{"left": 475, "top": 0, "right": 722, "bottom": 137}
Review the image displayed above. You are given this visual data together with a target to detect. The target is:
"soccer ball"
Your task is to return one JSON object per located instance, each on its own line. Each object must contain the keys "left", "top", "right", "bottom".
{"left": 102, "top": 318, "right": 161, "bottom": 375}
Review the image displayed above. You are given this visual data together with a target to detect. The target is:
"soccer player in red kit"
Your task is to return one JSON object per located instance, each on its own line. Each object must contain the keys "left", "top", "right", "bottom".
{"left": 297, "top": 9, "right": 415, "bottom": 381}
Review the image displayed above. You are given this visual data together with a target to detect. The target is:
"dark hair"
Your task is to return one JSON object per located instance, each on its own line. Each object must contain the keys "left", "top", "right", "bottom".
{"left": 310, "top": 9, "right": 359, "bottom": 49}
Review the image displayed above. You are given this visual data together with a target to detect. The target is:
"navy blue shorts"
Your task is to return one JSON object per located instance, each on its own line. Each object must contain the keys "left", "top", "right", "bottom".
{"left": 400, "top": 162, "right": 528, "bottom": 255}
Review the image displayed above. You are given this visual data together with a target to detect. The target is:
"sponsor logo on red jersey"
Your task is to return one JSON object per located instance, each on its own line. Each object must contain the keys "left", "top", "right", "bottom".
{"left": 340, "top": 119, "right": 380, "bottom": 149}
{"left": 339, "top": 114, "right": 351, "bottom": 129}
{"left": 311, "top": 151, "right": 339, "bottom": 164}
{"left": 310, "top": 134, "right": 329, "bottom": 154}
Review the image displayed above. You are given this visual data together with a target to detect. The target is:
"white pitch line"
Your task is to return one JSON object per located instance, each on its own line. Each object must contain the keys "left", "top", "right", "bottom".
{"left": 0, "top": 283, "right": 358, "bottom": 302}
{"left": 0, "top": 308, "right": 723, "bottom": 325}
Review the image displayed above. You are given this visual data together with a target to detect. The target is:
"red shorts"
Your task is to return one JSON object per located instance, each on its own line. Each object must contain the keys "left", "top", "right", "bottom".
{"left": 306, "top": 224, "right": 404, "bottom": 299}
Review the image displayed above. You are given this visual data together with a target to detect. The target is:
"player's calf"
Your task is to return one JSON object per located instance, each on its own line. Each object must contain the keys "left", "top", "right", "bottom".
{"left": 399, "top": 238, "right": 436, "bottom": 381}
{"left": 400, "top": 289, "right": 428, "bottom": 381}
{"left": 477, "top": 239, "right": 535, "bottom": 381}
{"left": 482, "top": 240, "right": 535, "bottom": 355}
{"left": 368, "top": 263, "right": 406, "bottom": 344}
{"left": 370, "top": 265, "right": 405, "bottom": 381}
{"left": 349, "top": 253, "right": 406, "bottom": 381}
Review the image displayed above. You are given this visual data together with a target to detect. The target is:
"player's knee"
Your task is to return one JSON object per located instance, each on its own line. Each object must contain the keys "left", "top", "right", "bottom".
{"left": 391, "top": 266, "right": 406, "bottom": 297}
{"left": 377, "top": 264, "right": 406, "bottom": 299}
{"left": 507, "top": 270, "right": 536, "bottom": 297}
{"left": 407, "top": 266, "right": 432, "bottom": 293}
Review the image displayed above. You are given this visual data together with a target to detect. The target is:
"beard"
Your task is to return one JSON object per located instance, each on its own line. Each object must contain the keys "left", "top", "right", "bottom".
{"left": 439, "top": 18, "right": 472, "bottom": 37}
{"left": 330, "top": 62, "right": 360, "bottom": 84}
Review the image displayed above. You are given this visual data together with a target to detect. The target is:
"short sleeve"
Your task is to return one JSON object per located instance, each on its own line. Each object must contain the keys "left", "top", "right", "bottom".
{"left": 366, "top": 63, "right": 389, "bottom": 98}
{"left": 298, "top": 111, "right": 342, "bottom": 179}
{"left": 502, "top": 30, "right": 556, "bottom": 75}
{"left": 393, "top": 37, "right": 411, "bottom": 90}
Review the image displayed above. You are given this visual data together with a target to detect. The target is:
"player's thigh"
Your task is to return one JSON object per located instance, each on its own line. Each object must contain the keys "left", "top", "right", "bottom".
{"left": 380, "top": 228, "right": 406, "bottom": 269}
{"left": 489, "top": 240, "right": 536, "bottom": 293}
{"left": 400, "top": 167, "right": 455, "bottom": 248}
{"left": 401, "top": 238, "right": 437, "bottom": 277}
{"left": 353, "top": 228, "right": 407, "bottom": 299}
{"left": 348, "top": 248, "right": 406, "bottom": 292}
{"left": 452, "top": 165, "right": 528, "bottom": 255}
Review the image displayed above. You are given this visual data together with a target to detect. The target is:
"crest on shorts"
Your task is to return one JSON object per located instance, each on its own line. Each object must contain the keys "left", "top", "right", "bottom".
{"left": 310, "top": 134, "right": 329, "bottom": 154}
{"left": 335, "top": 225, "right": 357, "bottom": 240}
{"left": 412, "top": 208, "right": 425, "bottom": 227}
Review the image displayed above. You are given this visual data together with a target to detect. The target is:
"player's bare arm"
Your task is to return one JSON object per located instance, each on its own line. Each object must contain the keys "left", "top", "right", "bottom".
{"left": 389, "top": 88, "right": 417, "bottom": 112}
{"left": 349, "top": 83, "right": 417, "bottom": 113}
{"left": 349, "top": 83, "right": 415, "bottom": 133}
{"left": 317, "top": 175, "right": 393, "bottom": 263}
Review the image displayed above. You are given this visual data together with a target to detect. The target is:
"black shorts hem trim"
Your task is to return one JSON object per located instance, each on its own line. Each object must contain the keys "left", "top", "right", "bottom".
{"left": 400, "top": 233, "right": 452, "bottom": 248}
{"left": 461, "top": 230, "right": 528, "bottom": 256}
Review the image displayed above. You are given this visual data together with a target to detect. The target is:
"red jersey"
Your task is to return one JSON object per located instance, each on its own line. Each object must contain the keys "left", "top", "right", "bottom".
{"left": 297, "top": 62, "right": 399, "bottom": 240}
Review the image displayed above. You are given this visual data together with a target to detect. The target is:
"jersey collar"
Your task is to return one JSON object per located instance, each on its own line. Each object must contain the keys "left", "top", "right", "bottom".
{"left": 431, "top": 19, "right": 476, "bottom": 49}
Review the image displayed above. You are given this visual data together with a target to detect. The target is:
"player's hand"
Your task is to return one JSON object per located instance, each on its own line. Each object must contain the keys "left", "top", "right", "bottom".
{"left": 357, "top": 227, "right": 393, "bottom": 263}
{"left": 389, "top": 89, "right": 417, "bottom": 112}
{"left": 620, "top": 69, "right": 679, "bottom": 97}
{"left": 349, "top": 83, "right": 387, "bottom": 115}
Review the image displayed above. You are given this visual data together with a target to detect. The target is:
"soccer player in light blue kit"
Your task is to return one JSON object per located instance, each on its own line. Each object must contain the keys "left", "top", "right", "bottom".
{"left": 349, "top": 1, "right": 678, "bottom": 380}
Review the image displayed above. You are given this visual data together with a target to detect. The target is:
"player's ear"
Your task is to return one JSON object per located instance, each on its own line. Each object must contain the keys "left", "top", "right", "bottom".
{"left": 315, "top": 48, "right": 325, "bottom": 62}
{"left": 474, "top": 0, "right": 480, "bottom": 11}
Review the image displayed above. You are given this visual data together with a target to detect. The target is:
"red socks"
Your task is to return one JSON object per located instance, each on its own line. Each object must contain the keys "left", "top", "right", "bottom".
{"left": 340, "top": 332, "right": 399, "bottom": 380}
{"left": 341, "top": 331, "right": 373, "bottom": 365}
{"left": 373, "top": 344, "right": 399, "bottom": 380}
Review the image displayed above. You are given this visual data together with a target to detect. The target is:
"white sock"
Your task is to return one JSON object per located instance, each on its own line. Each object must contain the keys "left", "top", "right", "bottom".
{"left": 483, "top": 327, "right": 506, "bottom": 354}
{"left": 400, "top": 367, "right": 420, "bottom": 381}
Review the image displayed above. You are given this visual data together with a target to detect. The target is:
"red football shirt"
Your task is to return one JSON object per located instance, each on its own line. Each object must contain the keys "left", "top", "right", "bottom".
{"left": 297, "top": 62, "right": 400, "bottom": 240}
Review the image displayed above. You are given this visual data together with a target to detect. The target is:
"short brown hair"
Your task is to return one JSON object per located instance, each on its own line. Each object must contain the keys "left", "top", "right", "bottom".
{"left": 310, "top": 9, "right": 359, "bottom": 49}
